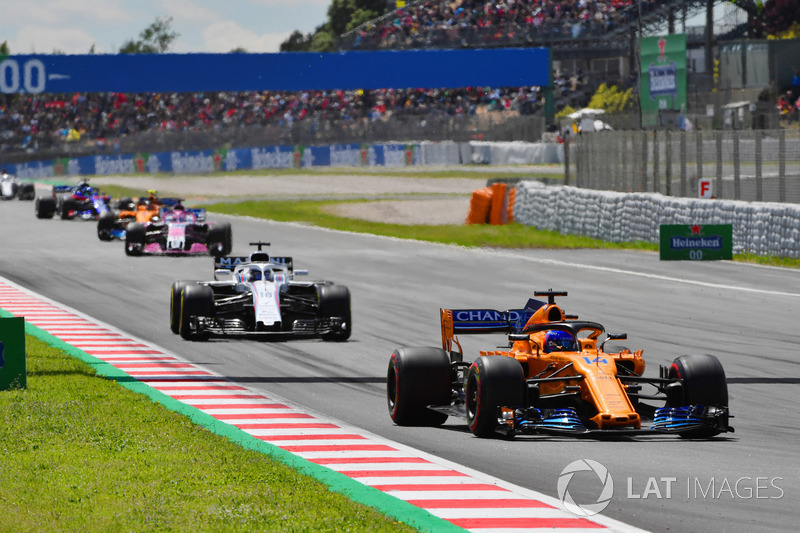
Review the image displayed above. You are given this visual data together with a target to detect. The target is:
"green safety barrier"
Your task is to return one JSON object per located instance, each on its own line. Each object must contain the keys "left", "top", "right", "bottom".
{"left": 0, "top": 316, "right": 26, "bottom": 390}
{"left": 659, "top": 224, "right": 733, "bottom": 261}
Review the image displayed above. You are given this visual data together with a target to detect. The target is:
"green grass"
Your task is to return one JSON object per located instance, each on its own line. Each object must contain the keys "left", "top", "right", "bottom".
{"left": 207, "top": 198, "right": 656, "bottom": 250}
{"left": 96, "top": 177, "right": 800, "bottom": 269}
{"left": 202, "top": 198, "right": 800, "bottom": 269}
{"left": 0, "top": 336, "right": 416, "bottom": 533}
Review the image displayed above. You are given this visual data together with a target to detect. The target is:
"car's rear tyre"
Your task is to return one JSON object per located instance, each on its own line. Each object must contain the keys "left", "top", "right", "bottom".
{"left": 319, "top": 284, "right": 351, "bottom": 341}
{"left": 97, "top": 211, "right": 115, "bottom": 241}
{"left": 466, "top": 355, "right": 525, "bottom": 438}
{"left": 118, "top": 197, "right": 134, "bottom": 210}
{"left": 170, "top": 281, "right": 198, "bottom": 334}
{"left": 387, "top": 347, "right": 451, "bottom": 426}
{"left": 668, "top": 354, "right": 728, "bottom": 438}
{"left": 125, "top": 222, "right": 146, "bottom": 256}
{"left": 179, "top": 284, "right": 214, "bottom": 341}
{"left": 18, "top": 183, "right": 35, "bottom": 201}
{"left": 60, "top": 197, "right": 78, "bottom": 219}
{"left": 206, "top": 222, "right": 232, "bottom": 257}
{"left": 35, "top": 197, "right": 56, "bottom": 219}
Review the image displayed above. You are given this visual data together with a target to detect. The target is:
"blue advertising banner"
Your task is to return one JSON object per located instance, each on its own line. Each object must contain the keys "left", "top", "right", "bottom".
{"left": 6, "top": 140, "right": 429, "bottom": 178}
{"left": 0, "top": 49, "right": 551, "bottom": 94}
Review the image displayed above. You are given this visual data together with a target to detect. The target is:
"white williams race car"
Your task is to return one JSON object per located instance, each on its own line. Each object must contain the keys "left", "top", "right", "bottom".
{"left": 170, "top": 242, "right": 351, "bottom": 342}
{"left": 1, "top": 170, "right": 35, "bottom": 201}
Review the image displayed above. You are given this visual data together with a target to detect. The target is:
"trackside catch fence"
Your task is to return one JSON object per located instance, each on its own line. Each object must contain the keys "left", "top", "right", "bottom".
{"left": 565, "top": 129, "right": 800, "bottom": 204}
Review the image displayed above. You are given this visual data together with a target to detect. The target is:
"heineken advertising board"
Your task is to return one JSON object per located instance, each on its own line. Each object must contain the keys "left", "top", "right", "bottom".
{"left": 0, "top": 316, "right": 26, "bottom": 390}
{"left": 660, "top": 224, "right": 733, "bottom": 261}
{"left": 640, "top": 34, "right": 687, "bottom": 128}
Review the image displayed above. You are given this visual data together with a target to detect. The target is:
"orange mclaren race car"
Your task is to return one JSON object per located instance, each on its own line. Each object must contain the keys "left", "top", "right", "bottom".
{"left": 97, "top": 191, "right": 170, "bottom": 241}
{"left": 387, "top": 290, "right": 733, "bottom": 439}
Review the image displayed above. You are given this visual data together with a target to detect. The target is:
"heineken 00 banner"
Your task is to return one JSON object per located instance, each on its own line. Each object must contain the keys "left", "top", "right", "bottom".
{"left": 659, "top": 224, "right": 733, "bottom": 261}
{"left": 640, "top": 34, "right": 687, "bottom": 128}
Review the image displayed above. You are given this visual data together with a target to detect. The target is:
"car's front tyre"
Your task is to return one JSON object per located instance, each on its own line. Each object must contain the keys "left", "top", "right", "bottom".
{"left": 170, "top": 281, "right": 198, "bottom": 334}
{"left": 97, "top": 211, "right": 115, "bottom": 241}
{"left": 668, "top": 354, "right": 728, "bottom": 438}
{"left": 465, "top": 355, "right": 525, "bottom": 438}
{"left": 125, "top": 222, "right": 146, "bottom": 256}
{"left": 179, "top": 284, "right": 214, "bottom": 341}
{"left": 319, "top": 284, "right": 351, "bottom": 341}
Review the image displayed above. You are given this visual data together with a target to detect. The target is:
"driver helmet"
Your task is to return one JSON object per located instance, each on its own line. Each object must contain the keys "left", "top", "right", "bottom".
{"left": 173, "top": 203, "right": 185, "bottom": 211}
{"left": 544, "top": 330, "right": 577, "bottom": 353}
{"left": 246, "top": 268, "right": 262, "bottom": 282}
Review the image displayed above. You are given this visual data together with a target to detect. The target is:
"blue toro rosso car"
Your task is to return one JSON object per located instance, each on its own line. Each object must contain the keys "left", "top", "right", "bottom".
{"left": 35, "top": 180, "right": 113, "bottom": 220}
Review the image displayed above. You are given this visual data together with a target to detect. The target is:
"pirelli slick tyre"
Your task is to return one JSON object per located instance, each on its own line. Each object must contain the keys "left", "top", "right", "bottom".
{"left": 170, "top": 281, "right": 198, "bottom": 334}
{"left": 35, "top": 197, "right": 56, "bottom": 219}
{"left": 18, "top": 183, "right": 35, "bottom": 201}
{"left": 387, "top": 347, "right": 451, "bottom": 426}
{"left": 319, "top": 284, "right": 351, "bottom": 341}
{"left": 206, "top": 222, "right": 232, "bottom": 257}
{"left": 179, "top": 284, "right": 214, "bottom": 341}
{"left": 97, "top": 211, "right": 115, "bottom": 241}
{"left": 60, "top": 197, "right": 78, "bottom": 219}
{"left": 669, "top": 354, "right": 728, "bottom": 439}
{"left": 669, "top": 354, "right": 728, "bottom": 408}
{"left": 466, "top": 355, "right": 526, "bottom": 438}
{"left": 125, "top": 222, "right": 146, "bottom": 256}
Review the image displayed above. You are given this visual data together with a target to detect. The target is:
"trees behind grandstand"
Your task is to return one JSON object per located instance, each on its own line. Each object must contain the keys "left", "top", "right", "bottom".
{"left": 119, "top": 16, "right": 179, "bottom": 54}
{"left": 280, "top": 0, "right": 387, "bottom": 52}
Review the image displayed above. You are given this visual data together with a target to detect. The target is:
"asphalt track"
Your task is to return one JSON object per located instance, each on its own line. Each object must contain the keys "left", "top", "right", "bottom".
{"left": 1, "top": 198, "right": 799, "bottom": 533}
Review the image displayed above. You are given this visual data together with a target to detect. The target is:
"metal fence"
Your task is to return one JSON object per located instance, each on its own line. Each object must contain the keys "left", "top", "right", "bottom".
{"left": 565, "top": 129, "right": 800, "bottom": 203}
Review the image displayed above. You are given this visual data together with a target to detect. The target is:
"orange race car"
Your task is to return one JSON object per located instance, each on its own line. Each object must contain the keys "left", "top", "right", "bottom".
{"left": 387, "top": 290, "right": 733, "bottom": 439}
{"left": 97, "top": 191, "right": 173, "bottom": 241}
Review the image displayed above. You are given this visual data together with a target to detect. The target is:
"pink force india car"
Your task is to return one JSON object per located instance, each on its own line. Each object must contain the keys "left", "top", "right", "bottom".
{"left": 124, "top": 200, "right": 232, "bottom": 257}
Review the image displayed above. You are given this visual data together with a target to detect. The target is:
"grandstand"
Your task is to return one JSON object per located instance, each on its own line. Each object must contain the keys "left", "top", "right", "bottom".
{"left": 0, "top": 0, "right": 789, "bottom": 165}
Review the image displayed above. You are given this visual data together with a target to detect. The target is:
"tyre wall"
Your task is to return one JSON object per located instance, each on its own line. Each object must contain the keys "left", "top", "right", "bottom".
{"left": 513, "top": 180, "right": 800, "bottom": 257}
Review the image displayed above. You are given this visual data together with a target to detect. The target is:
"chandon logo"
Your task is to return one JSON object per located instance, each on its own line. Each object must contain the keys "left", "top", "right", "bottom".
{"left": 557, "top": 459, "right": 614, "bottom": 517}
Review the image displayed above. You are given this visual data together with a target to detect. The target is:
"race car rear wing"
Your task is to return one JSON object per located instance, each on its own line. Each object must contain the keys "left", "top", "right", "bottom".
{"left": 440, "top": 298, "right": 560, "bottom": 352}
{"left": 440, "top": 306, "right": 538, "bottom": 353}
{"left": 214, "top": 255, "right": 295, "bottom": 272}
{"left": 52, "top": 185, "right": 76, "bottom": 196}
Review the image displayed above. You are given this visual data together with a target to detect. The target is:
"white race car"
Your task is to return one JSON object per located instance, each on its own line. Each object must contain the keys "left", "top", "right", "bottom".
{"left": 1, "top": 171, "right": 35, "bottom": 201}
{"left": 170, "top": 242, "right": 351, "bottom": 342}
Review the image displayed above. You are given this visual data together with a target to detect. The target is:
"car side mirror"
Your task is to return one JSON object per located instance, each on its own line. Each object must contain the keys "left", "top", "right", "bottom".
{"left": 599, "top": 332, "right": 628, "bottom": 352}
{"left": 294, "top": 269, "right": 308, "bottom": 276}
{"left": 214, "top": 269, "right": 234, "bottom": 281}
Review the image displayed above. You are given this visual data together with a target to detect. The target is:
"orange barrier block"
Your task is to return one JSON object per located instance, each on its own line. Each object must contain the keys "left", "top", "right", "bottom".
{"left": 488, "top": 182, "right": 507, "bottom": 225}
{"left": 507, "top": 186, "right": 516, "bottom": 223}
{"left": 466, "top": 187, "right": 492, "bottom": 224}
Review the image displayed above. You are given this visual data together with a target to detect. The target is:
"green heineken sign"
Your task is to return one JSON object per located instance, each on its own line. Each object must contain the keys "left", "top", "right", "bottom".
{"left": 660, "top": 224, "right": 733, "bottom": 261}
{"left": 640, "top": 34, "right": 687, "bottom": 128}
{"left": 0, "top": 316, "right": 27, "bottom": 390}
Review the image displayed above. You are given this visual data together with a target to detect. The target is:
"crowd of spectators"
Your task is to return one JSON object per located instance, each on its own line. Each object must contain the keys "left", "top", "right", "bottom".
{"left": 341, "top": 0, "right": 660, "bottom": 50}
{"left": 777, "top": 90, "right": 800, "bottom": 121}
{"left": 1, "top": 83, "right": 574, "bottom": 154}
{"left": 1, "top": 0, "right": 637, "bottom": 155}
